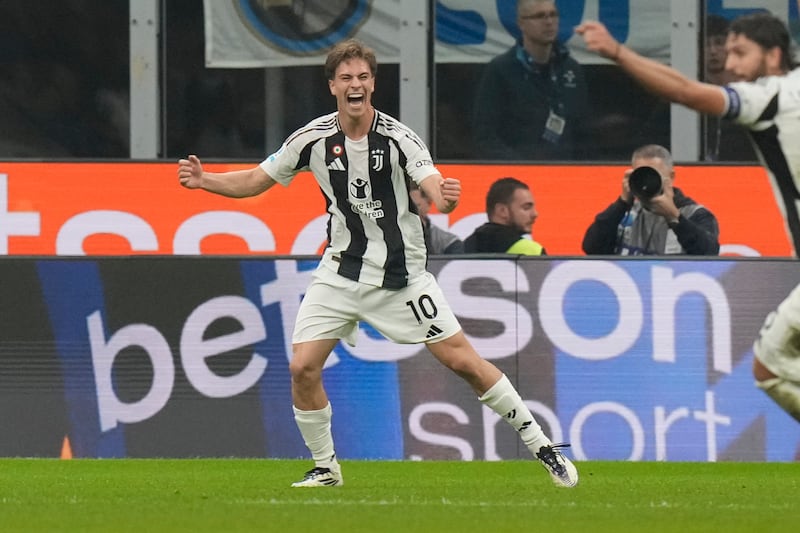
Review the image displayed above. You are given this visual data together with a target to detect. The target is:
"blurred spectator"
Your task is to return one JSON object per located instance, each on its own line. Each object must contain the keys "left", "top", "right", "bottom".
{"left": 410, "top": 183, "right": 464, "bottom": 255}
{"left": 704, "top": 15, "right": 736, "bottom": 85}
{"left": 472, "top": 0, "right": 589, "bottom": 161}
{"left": 702, "top": 14, "right": 757, "bottom": 161}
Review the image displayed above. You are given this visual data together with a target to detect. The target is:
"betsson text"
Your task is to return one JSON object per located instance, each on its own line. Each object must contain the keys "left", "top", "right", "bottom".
{"left": 86, "top": 259, "right": 735, "bottom": 459}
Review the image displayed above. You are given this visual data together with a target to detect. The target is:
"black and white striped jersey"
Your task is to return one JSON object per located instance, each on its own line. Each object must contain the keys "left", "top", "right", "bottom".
{"left": 260, "top": 110, "right": 439, "bottom": 288}
{"left": 723, "top": 68, "right": 800, "bottom": 255}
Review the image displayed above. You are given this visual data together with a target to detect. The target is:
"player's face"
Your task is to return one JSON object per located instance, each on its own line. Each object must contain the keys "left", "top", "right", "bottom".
{"left": 329, "top": 58, "right": 375, "bottom": 119}
{"left": 505, "top": 188, "right": 538, "bottom": 234}
{"left": 724, "top": 33, "right": 779, "bottom": 81}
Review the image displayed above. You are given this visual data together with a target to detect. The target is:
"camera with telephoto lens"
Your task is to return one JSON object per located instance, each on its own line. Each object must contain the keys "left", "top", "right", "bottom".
{"left": 628, "top": 166, "right": 663, "bottom": 201}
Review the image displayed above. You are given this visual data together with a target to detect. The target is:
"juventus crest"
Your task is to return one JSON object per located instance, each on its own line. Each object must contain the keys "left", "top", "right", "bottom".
{"left": 370, "top": 148, "right": 385, "bottom": 172}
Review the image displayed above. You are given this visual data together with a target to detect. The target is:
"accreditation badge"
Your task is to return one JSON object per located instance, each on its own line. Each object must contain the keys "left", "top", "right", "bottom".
{"left": 542, "top": 110, "right": 566, "bottom": 144}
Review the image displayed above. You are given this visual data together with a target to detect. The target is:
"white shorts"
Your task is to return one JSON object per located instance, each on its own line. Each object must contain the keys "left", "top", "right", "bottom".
{"left": 292, "top": 265, "right": 461, "bottom": 346}
{"left": 753, "top": 283, "right": 800, "bottom": 382}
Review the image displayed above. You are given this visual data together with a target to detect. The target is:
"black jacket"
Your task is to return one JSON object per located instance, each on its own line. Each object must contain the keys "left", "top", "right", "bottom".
{"left": 472, "top": 42, "right": 589, "bottom": 160}
{"left": 464, "top": 222, "right": 545, "bottom": 255}
{"left": 582, "top": 188, "right": 720, "bottom": 255}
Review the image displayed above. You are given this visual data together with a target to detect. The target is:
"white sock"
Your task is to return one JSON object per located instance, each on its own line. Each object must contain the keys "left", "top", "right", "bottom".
{"left": 756, "top": 377, "right": 800, "bottom": 422}
{"left": 479, "top": 374, "right": 551, "bottom": 454}
{"left": 293, "top": 403, "right": 338, "bottom": 468}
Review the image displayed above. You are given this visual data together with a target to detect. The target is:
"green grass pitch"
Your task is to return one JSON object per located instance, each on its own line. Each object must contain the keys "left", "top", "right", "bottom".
{"left": 1, "top": 459, "right": 797, "bottom": 532}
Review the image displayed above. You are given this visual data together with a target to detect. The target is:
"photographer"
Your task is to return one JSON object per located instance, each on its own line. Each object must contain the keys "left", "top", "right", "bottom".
{"left": 582, "top": 144, "right": 720, "bottom": 255}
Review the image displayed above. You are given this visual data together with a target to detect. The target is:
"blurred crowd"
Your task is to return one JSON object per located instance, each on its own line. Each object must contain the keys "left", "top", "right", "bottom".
{"left": 0, "top": 0, "right": 775, "bottom": 162}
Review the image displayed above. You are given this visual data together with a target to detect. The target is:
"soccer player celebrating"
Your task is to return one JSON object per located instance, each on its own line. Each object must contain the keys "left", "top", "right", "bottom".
{"left": 578, "top": 12, "right": 800, "bottom": 421}
{"left": 178, "top": 39, "right": 578, "bottom": 486}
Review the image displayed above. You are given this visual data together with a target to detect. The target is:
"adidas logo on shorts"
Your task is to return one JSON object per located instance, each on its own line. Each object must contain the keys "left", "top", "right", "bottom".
{"left": 426, "top": 324, "right": 443, "bottom": 339}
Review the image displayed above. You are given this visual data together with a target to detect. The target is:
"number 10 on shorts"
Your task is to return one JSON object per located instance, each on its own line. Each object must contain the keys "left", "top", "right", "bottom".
{"left": 405, "top": 294, "right": 438, "bottom": 324}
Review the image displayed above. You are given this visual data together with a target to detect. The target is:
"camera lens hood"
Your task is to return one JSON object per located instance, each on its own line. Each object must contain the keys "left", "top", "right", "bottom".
{"left": 629, "top": 166, "right": 663, "bottom": 200}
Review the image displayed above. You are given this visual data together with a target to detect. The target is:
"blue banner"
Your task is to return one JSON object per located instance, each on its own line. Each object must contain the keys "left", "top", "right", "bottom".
{"left": 2, "top": 257, "right": 798, "bottom": 461}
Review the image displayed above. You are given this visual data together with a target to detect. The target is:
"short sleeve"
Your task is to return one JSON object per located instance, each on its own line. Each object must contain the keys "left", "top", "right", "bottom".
{"left": 259, "top": 143, "right": 298, "bottom": 186}
{"left": 398, "top": 131, "right": 438, "bottom": 185}
{"left": 723, "top": 77, "right": 781, "bottom": 126}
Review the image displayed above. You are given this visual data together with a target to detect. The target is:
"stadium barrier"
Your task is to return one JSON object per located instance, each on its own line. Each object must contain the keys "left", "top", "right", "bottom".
{"left": 0, "top": 161, "right": 793, "bottom": 256}
{"left": 2, "top": 255, "right": 799, "bottom": 461}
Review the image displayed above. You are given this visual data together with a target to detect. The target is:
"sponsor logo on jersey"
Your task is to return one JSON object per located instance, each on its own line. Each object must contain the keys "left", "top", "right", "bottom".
{"left": 350, "top": 199, "right": 384, "bottom": 220}
{"left": 349, "top": 177, "right": 370, "bottom": 199}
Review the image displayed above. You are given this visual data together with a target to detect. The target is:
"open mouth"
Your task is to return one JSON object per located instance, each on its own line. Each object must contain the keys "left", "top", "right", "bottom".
{"left": 347, "top": 93, "right": 365, "bottom": 106}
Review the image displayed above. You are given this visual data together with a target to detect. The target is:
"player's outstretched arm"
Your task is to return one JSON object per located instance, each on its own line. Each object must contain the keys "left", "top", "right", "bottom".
{"left": 575, "top": 21, "right": 727, "bottom": 116}
{"left": 177, "top": 154, "right": 276, "bottom": 198}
